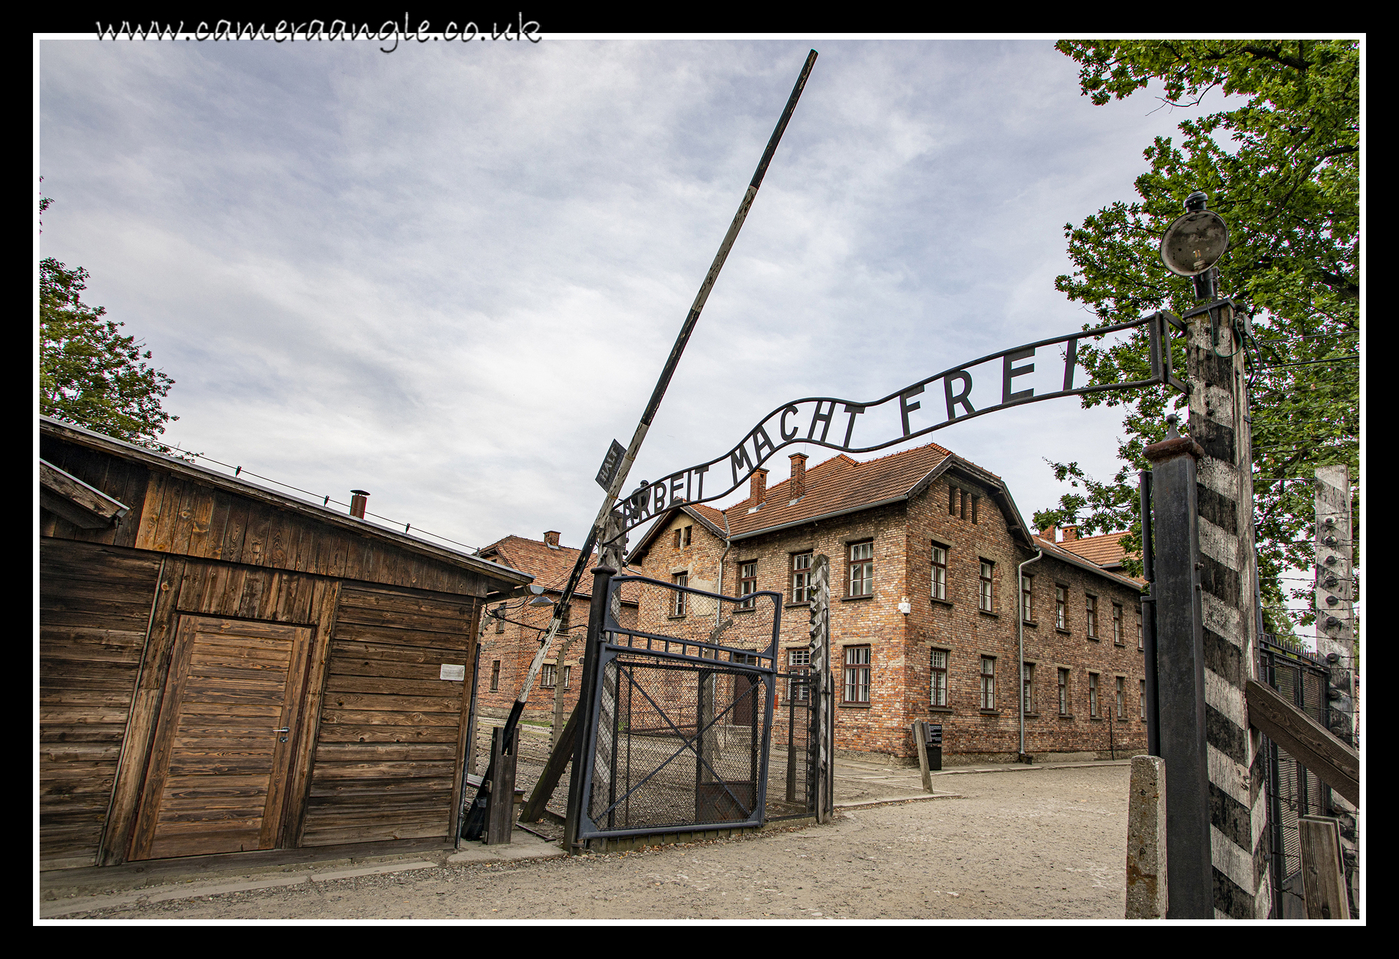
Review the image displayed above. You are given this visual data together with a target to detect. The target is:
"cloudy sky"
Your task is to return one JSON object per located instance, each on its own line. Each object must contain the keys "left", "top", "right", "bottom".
{"left": 38, "top": 33, "right": 1229, "bottom": 557}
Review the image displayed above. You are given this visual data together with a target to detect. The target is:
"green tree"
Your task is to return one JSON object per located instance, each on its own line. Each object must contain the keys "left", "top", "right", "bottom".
{"left": 40, "top": 197, "right": 177, "bottom": 446}
{"left": 1035, "top": 40, "right": 1359, "bottom": 638}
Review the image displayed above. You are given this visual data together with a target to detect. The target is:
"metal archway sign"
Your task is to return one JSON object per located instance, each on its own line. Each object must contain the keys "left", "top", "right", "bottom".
{"left": 615, "top": 310, "right": 1182, "bottom": 534}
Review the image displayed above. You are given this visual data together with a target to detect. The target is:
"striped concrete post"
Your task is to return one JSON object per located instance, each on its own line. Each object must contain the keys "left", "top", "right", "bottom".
{"left": 1183, "top": 300, "right": 1272, "bottom": 918}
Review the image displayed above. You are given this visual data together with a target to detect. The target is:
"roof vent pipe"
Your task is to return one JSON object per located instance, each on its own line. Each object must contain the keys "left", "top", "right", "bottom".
{"left": 350, "top": 489, "right": 370, "bottom": 519}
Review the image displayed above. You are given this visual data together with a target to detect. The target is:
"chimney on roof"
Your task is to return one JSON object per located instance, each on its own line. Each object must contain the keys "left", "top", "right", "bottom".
{"left": 1061, "top": 525, "right": 1078, "bottom": 542}
{"left": 544, "top": 530, "right": 561, "bottom": 549}
{"left": 350, "top": 489, "right": 370, "bottom": 519}
{"left": 789, "top": 453, "right": 808, "bottom": 500}
{"left": 1040, "top": 524, "right": 1058, "bottom": 542}
{"left": 750, "top": 468, "right": 769, "bottom": 506}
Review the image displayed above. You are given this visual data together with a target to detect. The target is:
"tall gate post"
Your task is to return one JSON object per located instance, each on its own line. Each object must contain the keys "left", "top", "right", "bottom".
{"left": 1142, "top": 417, "right": 1212, "bottom": 918}
{"left": 1182, "top": 291, "right": 1271, "bottom": 918}
{"left": 564, "top": 564, "right": 614, "bottom": 855}
{"left": 808, "top": 554, "right": 833, "bottom": 823}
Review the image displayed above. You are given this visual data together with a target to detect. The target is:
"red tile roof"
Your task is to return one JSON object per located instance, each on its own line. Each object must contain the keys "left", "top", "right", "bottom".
{"left": 1033, "top": 530, "right": 1143, "bottom": 585}
{"left": 477, "top": 534, "right": 598, "bottom": 597}
{"left": 1055, "top": 531, "right": 1131, "bottom": 569}
{"left": 629, "top": 440, "right": 1029, "bottom": 563}
{"left": 723, "top": 442, "right": 958, "bottom": 539}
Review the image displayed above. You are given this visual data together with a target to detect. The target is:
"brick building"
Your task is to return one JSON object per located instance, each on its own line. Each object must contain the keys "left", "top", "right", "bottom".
{"left": 473, "top": 532, "right": 596, "bottom": 727}
{"left": 626, "top": 441, "right": 1148, "bottom": 765}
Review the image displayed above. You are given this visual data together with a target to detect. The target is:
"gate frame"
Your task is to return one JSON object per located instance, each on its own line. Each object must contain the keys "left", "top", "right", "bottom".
{"left": 566, "top": 568, "right": 782, "bottom": 850}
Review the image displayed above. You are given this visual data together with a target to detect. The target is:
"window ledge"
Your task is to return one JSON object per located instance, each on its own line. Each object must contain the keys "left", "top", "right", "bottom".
{"left": 930, "top": 597, "right": 953, "bottom": 608}
{"left": 839, "top": 702, "right": 872, "bottom": 708}
{"left": 1022, "top": 619, "right": 1038, "bottom": 628}
{"left": 978, "top": 609, "right": 999, "bottom": 618}
{"left": 979, "top": 708, "right": 1001, "bottom": 716}
{"left": 927, "top": 705, "right": 954, "bottom": 713}
{"left": 841, "top": 594, "right": 874, "bottom": 602}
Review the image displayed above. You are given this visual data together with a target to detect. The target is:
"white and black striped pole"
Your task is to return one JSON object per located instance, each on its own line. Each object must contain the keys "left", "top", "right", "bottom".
{"left": 464, "top": 50, "right": 819, "bottom": 841}
{"left": 1151, "top": 192, "right": 1272, "bottom": 917}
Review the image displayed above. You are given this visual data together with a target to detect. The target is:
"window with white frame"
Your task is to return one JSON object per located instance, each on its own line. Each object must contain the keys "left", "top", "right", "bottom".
{"left": 1089, "top": 672, "right": 1099, "bottom": 717}
{"left": 1086, "top": 595, "right": 1099, "bottom": 639}
{"left": 1055, "top": 585, "right": 1067, "bottom": 629}
{"left": 931, "top": 543, "right": 948, "bottom": 601}
{"left": 1116, "top": 676, "right": 1125, "bottom": 719}
{"left": 541, "top": 663, "right": 557, "bottom": 688}
{"left": 1022, "top": 662, "right": 1035, "bottom": 714}
{"left": 1058, "top": 668, "right": 1070, "bottom": 716}
{"left": 1113, "top": 603, "right": 1124, "bottom": 645}
{"left": 843, "top": 645, "right": 871, "bottom": 703}
{"left": 979, "top": 560, "right": 994, "bottom": 612}
{"left": 672, "top": 572, "right": 688, "bottom": 616}
{"left": 1021, "top": 574, "right": 1033, "bottom": 622}
{"left": 930, "top": 648, "right": 949, "bottom": 707}
{"left": 849, "top": 541, "right": 874, "bottom": 598}
{"left": 980, "top": 656, "right": 996, "bottom": 710}
{"left": 791, "top": 552, "right": 813, "bottom": 604}
{"left": 738, "top": 561, "right": 758, "bottom": 609}
{"left": 490, "top": 660, "right": 501, "bottom": 693}
{"left": 788, "top": 648, "right": 811, "bottom": 703}
{"left": 1140, "top": 679, "right": 1146, "bottom": 720}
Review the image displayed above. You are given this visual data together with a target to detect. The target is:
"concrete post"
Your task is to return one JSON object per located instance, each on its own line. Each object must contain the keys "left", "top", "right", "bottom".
{"left": 1313, "top": 464, "right": 1358, "bottom": 915}
{"left": 1126, "top": 755, "right": 1168, "bottom": 918}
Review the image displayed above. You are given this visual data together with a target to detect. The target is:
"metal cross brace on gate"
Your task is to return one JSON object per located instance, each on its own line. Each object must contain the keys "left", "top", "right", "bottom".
{"left": 583, "top": 660, "right": 768, "bottom": 830}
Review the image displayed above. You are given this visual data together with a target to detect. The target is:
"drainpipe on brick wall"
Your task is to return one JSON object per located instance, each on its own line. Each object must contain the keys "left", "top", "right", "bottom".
{"left": 1017, "top": 548, "right": 1044, "bottom": 762}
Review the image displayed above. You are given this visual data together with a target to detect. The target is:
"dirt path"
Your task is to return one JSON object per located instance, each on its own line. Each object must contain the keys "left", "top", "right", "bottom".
{"left": 48, "top": 763, "right": 1131, "bottom": 921}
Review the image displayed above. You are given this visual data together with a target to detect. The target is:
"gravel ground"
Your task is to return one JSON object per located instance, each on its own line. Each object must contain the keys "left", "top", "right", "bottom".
{"left": 42, "top": 762, "right": 1133, "bottom": 921}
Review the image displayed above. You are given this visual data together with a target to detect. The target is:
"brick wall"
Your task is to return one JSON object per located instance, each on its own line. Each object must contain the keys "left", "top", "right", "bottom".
{"left": 633, "top": 473, "right": 1147, "bottom": 764}
{"left": 475, "top": 594, "right": 590, "bottom": 722}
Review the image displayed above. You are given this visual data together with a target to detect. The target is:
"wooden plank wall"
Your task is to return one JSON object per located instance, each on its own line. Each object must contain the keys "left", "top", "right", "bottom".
{"left": 39, "top": 540, "right": 161, "bottom": 866}
{"left": 300, "top": 585, "right": 480, "bottom": 846}
{"left": 40, "top": 434, "right": 508, "bottom": 863}
{"left": 40, "top": 434, "right": 495, "bottom": 599}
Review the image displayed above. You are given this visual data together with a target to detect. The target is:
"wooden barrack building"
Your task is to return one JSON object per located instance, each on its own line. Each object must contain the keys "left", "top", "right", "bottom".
{"left": 38, "top": 417, "right": 530, "bottom": 868}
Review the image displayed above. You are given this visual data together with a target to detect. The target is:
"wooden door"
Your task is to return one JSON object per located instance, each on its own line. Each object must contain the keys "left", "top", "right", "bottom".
{"left": 130, "top": 616, "right": 314, "bottom": 860}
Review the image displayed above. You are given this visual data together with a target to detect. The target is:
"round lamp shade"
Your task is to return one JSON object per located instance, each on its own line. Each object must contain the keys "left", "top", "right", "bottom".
{"left": 1160, "top": 209, "right": 1229, "bottom": 277}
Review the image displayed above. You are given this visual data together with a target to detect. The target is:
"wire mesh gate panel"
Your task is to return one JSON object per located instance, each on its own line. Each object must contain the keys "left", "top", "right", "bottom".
{"left": 767, "top": 668, "right": 817, "bottom": 820}
{"left": 1258, "top": 638, "right": 1350, "bottom": 918}
{"left": 576, "top": 575, "right": 780, "bottom": 843}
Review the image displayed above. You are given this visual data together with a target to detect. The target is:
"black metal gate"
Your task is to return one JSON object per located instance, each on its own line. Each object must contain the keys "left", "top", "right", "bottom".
{"left": 575, "top": 575, "right": 781, "bottom": 843}
{"left": 1258, "top": 637, "right": 1349, "bottom": 918}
